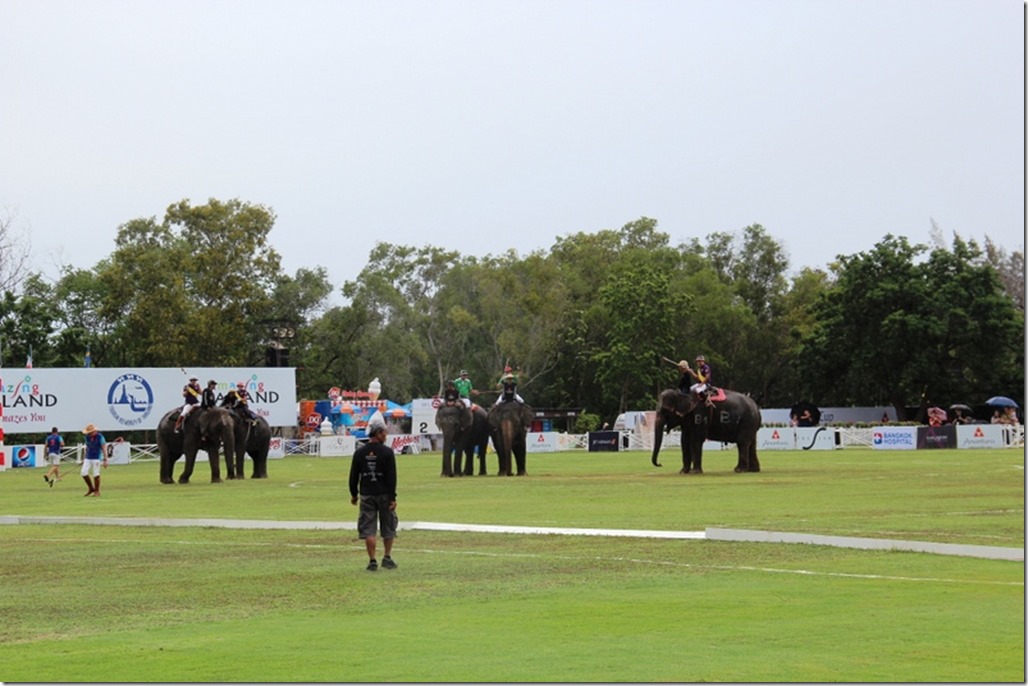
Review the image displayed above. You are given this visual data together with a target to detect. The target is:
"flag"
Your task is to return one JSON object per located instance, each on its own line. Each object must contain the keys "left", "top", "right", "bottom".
{"left": 84, "top": 346, "right": 92, "bottom": 368}
{"left": 26, "top": 345, "right": 32, "bottom": 369}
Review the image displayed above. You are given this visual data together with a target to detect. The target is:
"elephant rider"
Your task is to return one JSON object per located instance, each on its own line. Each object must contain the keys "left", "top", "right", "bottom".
{"left": 453, "top": 369, "right": 478, "bottom": 409}
{"left": 174, "top": 377, "right": 202, "bottom": 433}
{"left": 442, "top": 380, "right": 462, "bottom": 406}
{"left": 678, "top": 356, "right": 715, "bottom": 407}
{"left": 494, "top": 366, "right": 524, "bottom": 405}
{"left": 201, "top": 380, "right": 218, "bottom": 409}
{"left": 222, "top": 381, "right": 258, "bottom": 424}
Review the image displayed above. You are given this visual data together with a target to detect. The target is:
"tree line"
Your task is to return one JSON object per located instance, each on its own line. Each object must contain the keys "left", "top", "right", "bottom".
{"left": 1, "top": 199, "right": 1023, "bottom": 428}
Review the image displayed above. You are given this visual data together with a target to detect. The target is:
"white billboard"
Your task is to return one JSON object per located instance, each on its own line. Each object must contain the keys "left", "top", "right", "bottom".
{"left": 0, "top": 368, "right": 296, "bottom": 434}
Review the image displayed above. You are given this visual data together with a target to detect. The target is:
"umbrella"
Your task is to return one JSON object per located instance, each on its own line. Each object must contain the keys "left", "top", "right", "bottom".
{"left": 985, "top": 396, "right": 1019, "bottom": 408}
{"left": 948, "top": 403, "right": 972, "bottom": 412}
{"left": 790, "top": 401, "right": 821, "bottom": 426}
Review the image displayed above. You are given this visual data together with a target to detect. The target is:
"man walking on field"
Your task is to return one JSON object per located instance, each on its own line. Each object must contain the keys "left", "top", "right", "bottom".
{"left": 349, "top": 414, "right": 398, "bottom": 571}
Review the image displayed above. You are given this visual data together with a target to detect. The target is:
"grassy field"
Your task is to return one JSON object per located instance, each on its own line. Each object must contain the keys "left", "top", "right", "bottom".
{"left": 0, "top": 447, "right": 1023, "bottom": 682}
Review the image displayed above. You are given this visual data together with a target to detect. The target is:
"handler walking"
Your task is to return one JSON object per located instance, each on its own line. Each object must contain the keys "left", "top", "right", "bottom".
{"left": 80, "top": 423, "right": 108, "bottom": 497}
{"left": 348, "top": 414, "right": 398, "bottom": 571}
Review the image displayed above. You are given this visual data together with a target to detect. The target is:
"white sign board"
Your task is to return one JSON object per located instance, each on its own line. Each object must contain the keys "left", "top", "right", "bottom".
{"left": 0, "top": 368, "right": 296, "bottom": 434}
{"left": 320, "top": 435, "right": 356, "bottom": 457}
{"left": 871, "top": 426, "right": 918, "bottom": 450}
{"left": 794, "top": 427, "right": 837, "bottom": 451}
{"left": 527, "top": 432, "right": 560, "bottom": 453}
{"left": 411, "top": 397, "right": 442, "bottom": 435}
{"left": 758, "top": 427, "right": 796, "bottom": 450}
{"left": 955, "top": 424, "right": 1006, "bottom": 449}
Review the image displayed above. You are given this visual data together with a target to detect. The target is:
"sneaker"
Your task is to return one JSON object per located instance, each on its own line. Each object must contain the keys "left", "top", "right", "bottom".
{"left": 43, "top": 475, "right": 50, "bottom": 484}
{"left": 366, "top": 559, "right": 378, "bottom": 571}
{"left": 49, "top": 477, "right": 54, "bottom": 488}
{"left": 381, "top": 557, "right": 397, "bottom": 570}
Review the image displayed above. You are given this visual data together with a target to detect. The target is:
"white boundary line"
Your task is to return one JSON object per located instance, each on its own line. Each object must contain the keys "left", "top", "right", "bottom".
{"left": 0, "top": 516, "right": 1021, "bottom": 561}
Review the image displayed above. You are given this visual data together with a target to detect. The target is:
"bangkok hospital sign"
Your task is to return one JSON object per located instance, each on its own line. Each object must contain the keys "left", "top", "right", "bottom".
{"left": 0, "top": 368, "right": 297, "bottom": 435}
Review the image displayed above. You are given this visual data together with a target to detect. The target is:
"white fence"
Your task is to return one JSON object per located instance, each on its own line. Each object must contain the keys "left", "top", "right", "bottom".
{"left": 8, "top": 424, "right": 1023, "bottom": 470}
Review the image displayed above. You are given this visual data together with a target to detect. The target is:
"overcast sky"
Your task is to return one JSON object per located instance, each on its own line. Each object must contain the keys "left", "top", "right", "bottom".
{"left": 2, "top": 0, "right": 1023, "bottom": 303}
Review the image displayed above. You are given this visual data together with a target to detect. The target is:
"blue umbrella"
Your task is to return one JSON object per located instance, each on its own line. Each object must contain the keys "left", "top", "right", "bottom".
{"left": 985, "top": 396, "right": 1019, "bottom": 408}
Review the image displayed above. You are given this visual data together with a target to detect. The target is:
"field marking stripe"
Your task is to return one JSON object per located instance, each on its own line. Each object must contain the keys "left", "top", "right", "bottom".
{"left": 1, "top": 516, "right": 1022, "bottom": 561}
{"left": 706, "top": 527, "right": 1025, "bottom": 562}
{"left": 7, "top": 536, "right": 1022, "bottom": 587}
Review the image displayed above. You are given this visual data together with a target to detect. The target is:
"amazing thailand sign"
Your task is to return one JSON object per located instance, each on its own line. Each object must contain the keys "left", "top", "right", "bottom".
{"left": 0, "top": 368, "right": 296, "bottom": 434}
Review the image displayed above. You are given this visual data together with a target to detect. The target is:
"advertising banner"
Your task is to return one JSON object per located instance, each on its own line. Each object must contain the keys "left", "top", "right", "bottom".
{"left": 0, "top": 368, "right": 296, "bottom": 434}
{"left": 527, "top": 432, "right": 559, "bottom": 453}
{"left": 588, "top": 431, "right": 620, "bottom": 452}
{"left": 320, "top": 435, "right": 356, "bottom": 457}
{"left": 871, "top": 426, "right": 918, "bottom": 450}
{"left": 955, "top": 424, "right": 1006, "bottom": 449}
{"left": 917, "top": 425, "right": 957, "bottom": 449}
{"left": 758, "top": 428, "right": 795, "bottom": 450}
{"left": 10, "top": 444, "right": 41, "bottom": 467}
{"left": 795, "top": 427, "right": 838, "bottom": 451}
{"left": 411, "top": 397, "right": 441, "bottom": 435}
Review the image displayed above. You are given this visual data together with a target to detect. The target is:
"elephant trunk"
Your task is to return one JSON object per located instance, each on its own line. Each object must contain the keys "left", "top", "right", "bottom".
{"left": 651, "top": 414, "right": 665, "bottom": 467}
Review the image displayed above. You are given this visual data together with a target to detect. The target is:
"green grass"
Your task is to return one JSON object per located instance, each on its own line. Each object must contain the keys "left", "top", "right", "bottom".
{"left": 0, "top": 448, "right": 1023, "bottom": 682}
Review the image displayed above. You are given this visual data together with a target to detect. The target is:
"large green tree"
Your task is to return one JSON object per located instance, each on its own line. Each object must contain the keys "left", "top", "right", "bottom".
{"left": 98, "top": 198, "right": 282, "bottom": 367}
{"left": 796, "top": 235, "right": 1023, "bottom": 417}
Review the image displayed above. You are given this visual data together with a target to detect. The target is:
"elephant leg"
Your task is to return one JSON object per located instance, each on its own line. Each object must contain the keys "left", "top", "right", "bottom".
{"left": 230, "top": 448, "right": 241, "bottom": 481}
{"left": 252, "top": 454, "right": 268, "bottom": 479}
{"left": 514, "top": 445, "right": 527, "bottom": 476}
{"left": 440, "top": 444, "right": 453, "bottom": 477}
{"left": 179, "top": 453, "right": 195, "bottom": 484}
{"left": 208, "top": 447, "right": 223, "bottom": 483}
{"left": 160, "top": 456, "right": 174, "bottom": 484}
{"left": 477, "top": 444, "right": 487, "bottom": 476}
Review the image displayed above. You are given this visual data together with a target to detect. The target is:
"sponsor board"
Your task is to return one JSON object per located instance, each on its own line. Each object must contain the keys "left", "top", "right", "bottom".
{"left": 758, "top": 428, "right": 795, "bottom": 450}
{"left": 871, "top": 426, "right": 918, "bottom": 450}
{"left": 917, "top": 425, "right": 957, "bottom": 449}
{"left": 319, "top": 435, "right": 356, "bottom": 457}
{"left": 527, "top": 432, "right": 559, "bottom": 453}
{"left": 0, "top": 368, "right": 296, "bottom": 434}
{"left": 956, "top": 424, "right": 1005, "bottom": 449}
{"left": 269, "top": 437, "right": 285, "bottom": 459}
{"left": 795, "top": 427, "right": 837, "bottom": 451}
{"left": 10, "top": 444, "right": 41, "bottom": 468}
{"left": 588, "top": 431, "right": 620, "bottom": 452}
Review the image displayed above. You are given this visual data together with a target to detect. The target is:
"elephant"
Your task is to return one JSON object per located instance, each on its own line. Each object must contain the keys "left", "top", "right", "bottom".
{"left": 226, "top": 410, "right": 273, "bottom": 479}
{"left": 157, "top": 406, "right": 237, "bottom": 484}
{"left": 488, "top": 399, "right": 534, "bottom": 476}
{"left": 435, "top": 402, "right": 491, "bottom": 476}
{"left": 650, "top": 387, "right": 761, "bottom": 474}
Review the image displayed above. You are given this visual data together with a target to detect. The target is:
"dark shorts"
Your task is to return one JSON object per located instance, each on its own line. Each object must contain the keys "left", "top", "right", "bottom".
{"left": 357, "top": 494, "right": 398, "bottom": 540}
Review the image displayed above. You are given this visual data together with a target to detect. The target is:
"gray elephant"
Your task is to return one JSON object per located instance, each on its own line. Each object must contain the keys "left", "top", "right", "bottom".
{"left": 157, "top": 406, "right": 237, "bottom": 484}
{"left": 226, "top": 410, "right": 272, "bottom": 479}
{"left": 488, "top": 400, "right": 534, "bottom": 476}
{"left": 435, "top": 401, "right": 491, "bottom": 476}
{"left": 650, "top": 387, "right": 761, "bottom": 474}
